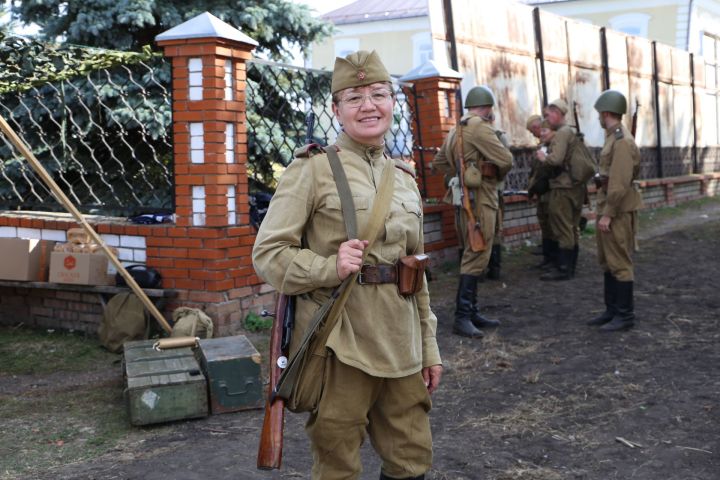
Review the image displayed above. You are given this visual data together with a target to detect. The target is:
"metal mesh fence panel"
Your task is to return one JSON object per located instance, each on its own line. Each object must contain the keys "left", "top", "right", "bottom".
{"left": 0, "top": 56, "right": 173, "bottom": 216}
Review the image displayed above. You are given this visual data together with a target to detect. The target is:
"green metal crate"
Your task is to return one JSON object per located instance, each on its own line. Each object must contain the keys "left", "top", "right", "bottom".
{"left": 123, "top": 339, "right": 208, "bottom": 426}
{"left": 196, "top": 336, "right": 264, "bottom": 414}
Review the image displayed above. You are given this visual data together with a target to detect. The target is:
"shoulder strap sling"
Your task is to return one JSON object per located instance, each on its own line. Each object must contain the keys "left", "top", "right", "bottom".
{"left": 276, "top": 148, "right": 395, "bottom": 400}
{"left": 326, "top": 146, "right": 358, "bottom": 239}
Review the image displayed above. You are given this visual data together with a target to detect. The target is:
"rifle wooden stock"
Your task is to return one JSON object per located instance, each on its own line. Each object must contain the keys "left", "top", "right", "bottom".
{"left": 456, "top": 124, "right": 487, "bottom": 252}
{"left": 256, "top": 294, "right": 288, "bottom": 470}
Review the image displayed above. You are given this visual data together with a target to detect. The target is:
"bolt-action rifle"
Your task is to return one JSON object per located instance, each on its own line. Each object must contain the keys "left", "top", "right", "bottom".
{"left": 257, "top": 112, "right": 314, "bottom": 470}
{"left": 631, "top": 99, "right": 640, "bottom": 137}
{"left": 456, "top": 122, "right": 487, "bottom": 252}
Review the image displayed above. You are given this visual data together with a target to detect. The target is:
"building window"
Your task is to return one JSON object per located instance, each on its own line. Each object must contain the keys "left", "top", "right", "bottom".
{"left": 608, "top": 13, "right": 651, "bottom": 37}
{"left": 702, "top": 33, "right": 719, "bottom": 145}
{"left": 335, "top": 38, "right": 359, "bottom": 59}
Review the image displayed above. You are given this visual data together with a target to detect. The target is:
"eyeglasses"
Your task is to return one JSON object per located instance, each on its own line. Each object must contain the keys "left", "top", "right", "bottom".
{"left": 341, "top": 90, "right": 394, "bottom": 108}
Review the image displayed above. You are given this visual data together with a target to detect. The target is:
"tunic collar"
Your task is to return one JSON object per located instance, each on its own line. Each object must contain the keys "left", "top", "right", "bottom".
{"left": 335, "top": 132, "right": 386, "bottom": 162}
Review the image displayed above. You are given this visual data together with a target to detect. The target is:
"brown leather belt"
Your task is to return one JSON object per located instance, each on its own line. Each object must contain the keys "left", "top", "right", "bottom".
{"left": 481, "top": 162, "right": 499, "bottom": 179}
{"left": 358, "top": 264, "right": 397, "bottom": 285}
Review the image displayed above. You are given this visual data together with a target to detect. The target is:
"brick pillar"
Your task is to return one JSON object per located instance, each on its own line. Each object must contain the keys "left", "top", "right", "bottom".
{"left": 401, "top": 64, "right": 463, "bottom": 254}
{"left": 154, "top": 12, "right": 272, "bottom": 334}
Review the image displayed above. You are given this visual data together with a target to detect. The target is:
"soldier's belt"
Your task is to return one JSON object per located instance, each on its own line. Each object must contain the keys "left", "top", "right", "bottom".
{"left": 357, "top": 255, "right": 429, "bottom": 296}
{"left": 358, "top": 264, "right": 397, "bottom": 285}
{"left": 481, "top": 162, "right": 499, "bottom": 178}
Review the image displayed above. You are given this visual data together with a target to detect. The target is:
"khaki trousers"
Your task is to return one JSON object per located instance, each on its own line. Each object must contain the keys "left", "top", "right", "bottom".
{"left": 548, "top": 186, "right": 585, "bottom": 249}
{"left": 536, "top": 196, "right": 554, "bottom": 241}
{"left": 306, "top": 356, "right": 432, "bottom": 480}
{"left": 597, "top": 211, "right": 636, "bottom": 281}
{"left": 456, "top": 204, "right": 497, "bottom": 275}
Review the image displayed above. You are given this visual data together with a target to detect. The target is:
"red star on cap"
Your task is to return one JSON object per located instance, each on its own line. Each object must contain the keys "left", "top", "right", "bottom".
{"left": 357, "top": 70, "right": 366, "bottom": 80}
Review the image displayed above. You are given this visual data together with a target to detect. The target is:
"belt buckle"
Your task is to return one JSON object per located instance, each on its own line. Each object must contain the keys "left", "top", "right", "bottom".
{"left": 357, "top": 271, "right": 366, "bottom": 285}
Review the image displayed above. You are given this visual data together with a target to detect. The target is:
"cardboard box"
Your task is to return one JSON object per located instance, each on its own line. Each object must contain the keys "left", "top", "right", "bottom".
{"left": 0, "top": 238, "right": 56, "bottom": 281}
{"left": 48, "top": 251, "right": 113, "bottom": 285}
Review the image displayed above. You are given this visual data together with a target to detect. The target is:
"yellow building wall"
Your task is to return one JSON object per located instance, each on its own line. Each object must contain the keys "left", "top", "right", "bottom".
{"left": 311, "top": 18, "right": 430, "bottom": 77}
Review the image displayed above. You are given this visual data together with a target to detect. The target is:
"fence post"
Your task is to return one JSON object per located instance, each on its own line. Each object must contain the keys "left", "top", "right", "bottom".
{"left": 400, "top": 62, "right": 463, "bottom": 255}
{"left": 154, "top": 12, "right": 271, "bottom": 334}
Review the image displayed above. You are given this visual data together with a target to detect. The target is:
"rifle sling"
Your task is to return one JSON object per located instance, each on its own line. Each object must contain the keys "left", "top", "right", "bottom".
{"left": 275, "top": 148, "right": 395, "bottom": 399}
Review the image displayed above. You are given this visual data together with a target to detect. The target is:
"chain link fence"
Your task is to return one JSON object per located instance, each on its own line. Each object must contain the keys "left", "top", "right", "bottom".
{"left": 0, "top": 55, "right": 173, "bottom": 216}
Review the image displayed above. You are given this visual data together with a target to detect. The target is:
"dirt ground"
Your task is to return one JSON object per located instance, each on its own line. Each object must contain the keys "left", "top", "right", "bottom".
{"left": 5, "top": 199, "right": 720, "bottom": 480}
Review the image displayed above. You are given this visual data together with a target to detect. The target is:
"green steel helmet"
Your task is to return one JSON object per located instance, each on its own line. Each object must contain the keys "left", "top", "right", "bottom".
{"left": 465, "top": 85, "right": 495, "bottom": 108}
{"left": 594, "top": 89, "right": 627, "bottom": 115}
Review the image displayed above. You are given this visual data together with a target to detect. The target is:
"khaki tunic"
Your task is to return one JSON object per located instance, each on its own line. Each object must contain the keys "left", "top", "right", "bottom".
{"left": 544, "top": 125, "right": 586, "bottom": 249}
{"left": 596, "top": 123, "right": 643, "bottom": 281}
{"left": 433, "top": 113, "right": 513, "bottom": 275}
{"left": 528, "top": 145, "right": 555, "bottom": 241}
{"left": 252, "top": 132, "right": 441, "bottom": 378}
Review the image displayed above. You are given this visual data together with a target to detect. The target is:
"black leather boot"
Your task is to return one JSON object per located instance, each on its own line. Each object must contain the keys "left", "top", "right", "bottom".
{"left": 587, "top": 272, "right": 615, "bottom": 326}
{"left": 453, "top": 275, "right": 483, "bottom": 338}
{"left": 600, "top": 280, "right": 635, "bottom": 332}
{"left": 533, "top": 238, "right": 555, "bottom": 270}
{"left": 470, "top": 274, "right": 500, "bottom": 328}
{"left": 380, "top": 473, "right": 424, "bottom": 480}
{"left": 486, "top": 244, "right": 502, "bottom": 280}
{"left": 540, "top": 248, "right": 572, "bottom": 281}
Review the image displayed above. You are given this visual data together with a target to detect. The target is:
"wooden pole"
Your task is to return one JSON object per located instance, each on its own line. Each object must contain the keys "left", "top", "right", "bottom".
{"left": 0, "top": 115, "right": 173, "bottom": 334}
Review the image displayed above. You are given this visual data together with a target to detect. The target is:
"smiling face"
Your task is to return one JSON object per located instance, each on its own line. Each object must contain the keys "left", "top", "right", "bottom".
{"left": 332, "top": 82, "right": 395, "bottom": 146}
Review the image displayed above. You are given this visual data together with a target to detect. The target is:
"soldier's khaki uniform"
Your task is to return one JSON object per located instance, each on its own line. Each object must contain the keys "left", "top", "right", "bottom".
{"left": 253, "top": 132, "right": 440, "bottom": 479}
{"left": 433, "top": 114, "right": 513, "bottom": 275}
{"left": 528, "top": 153, "right": 555, "bottom": 242}
{"left": 544, "top": 125, "right": 587, "bottom": 250}
{"left": 596, "top": 123, "right": 642, "bottom": 281}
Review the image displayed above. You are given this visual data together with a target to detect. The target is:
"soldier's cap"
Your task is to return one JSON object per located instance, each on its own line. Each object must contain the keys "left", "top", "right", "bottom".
{"left": 547, "top": 98, "right": 569, "bottom": 114}
{"left": 331, "top": 50, "right": 392, "bottom": 94}
{"left": 526, "top": 114, "right": 543, "bottom": 130}
{"left": 541, "top": 119, "right": 552, "bottom": 129}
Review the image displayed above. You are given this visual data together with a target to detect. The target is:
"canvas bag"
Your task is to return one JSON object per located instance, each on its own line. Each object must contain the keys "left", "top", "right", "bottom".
{"left": 276, "top": 147, "right": 395, "bottom": 413}
{"left": 568, "top": 134, "right": 597, "bottom": 184}
{"left": 98, "top": 292, "right": 148, "bottom": 353}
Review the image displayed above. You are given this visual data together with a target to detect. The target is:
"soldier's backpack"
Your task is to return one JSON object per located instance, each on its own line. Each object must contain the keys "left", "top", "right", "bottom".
{"left": 98, "top": 292, "right": 149, "bottom": 353}
{"left": 568, "top": 134, "right": 597, "bottom": 184}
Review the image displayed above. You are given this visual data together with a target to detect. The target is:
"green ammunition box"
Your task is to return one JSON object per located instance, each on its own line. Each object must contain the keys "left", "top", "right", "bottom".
{"left": 123, "top": 339, "right": 208, "bottom": 426}
{"left": 196, "top": 335, "right": 263, "bottom": 414}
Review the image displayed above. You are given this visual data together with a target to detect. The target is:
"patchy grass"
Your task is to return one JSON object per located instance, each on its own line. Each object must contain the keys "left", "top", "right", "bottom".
{"left": 0, "top": 325, "right": 118, "bottom": 376}
{"left": 0, "top": 325, "right": 143, "bottom": 479}
{"left": 639, "top": 195, "right": 720, "bottom": 227}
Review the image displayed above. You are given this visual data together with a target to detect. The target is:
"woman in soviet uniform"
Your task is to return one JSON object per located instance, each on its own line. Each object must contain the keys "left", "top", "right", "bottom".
{"left": 252, "top": 50, "right": 442, "bottom": 480}
{"left": 588, "top": 89, "right": 642, "bottom": 332}
{"left": 433, "top": 85, "right": 513, "bottom": 338}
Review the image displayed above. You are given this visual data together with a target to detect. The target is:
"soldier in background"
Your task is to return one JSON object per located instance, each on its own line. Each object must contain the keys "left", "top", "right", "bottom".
{"left": 434, "top": 85, "right": 513, "bottom": 338}
{"left": 588, "top": 90, "right": 642, "bottom": 332}
{"left": 486, "top": 128, "right": 511, "bottom": 281}
{"left": 526, "top": 114, "right": 557, "bottom": 270}
{"left": 535, "top": 99, "right": 585, "bottom": 281}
